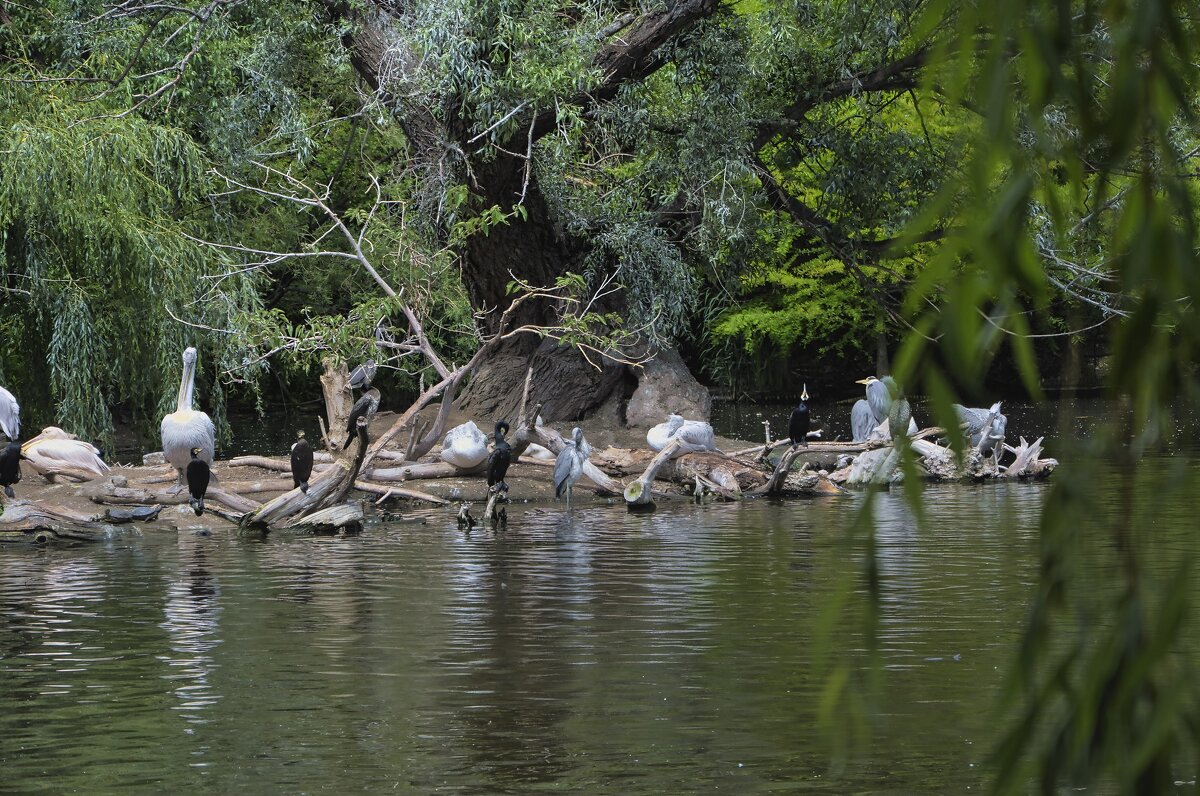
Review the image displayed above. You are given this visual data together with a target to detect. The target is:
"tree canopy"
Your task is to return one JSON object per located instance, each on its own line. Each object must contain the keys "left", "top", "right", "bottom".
{"left": 2, "top": 1, "right": 1200, "bottom": 789}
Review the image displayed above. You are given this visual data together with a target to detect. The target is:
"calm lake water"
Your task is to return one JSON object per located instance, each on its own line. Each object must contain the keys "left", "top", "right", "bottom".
{"left": 2, "top": 399, "right": 1198, "bottom": 793}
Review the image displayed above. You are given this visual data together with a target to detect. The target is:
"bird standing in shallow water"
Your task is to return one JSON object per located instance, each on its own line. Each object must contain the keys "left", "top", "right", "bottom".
{"left": 0, "top": 386, "right": 20, "bottom": 442}
{"left": 161, "top": 347, "right": 215, "bottom": 486}
{"left": 487, "top": 421, "right": 512, "bottom": 492}
{"left": 0, "top": 441, "right": 22, "bottom": 498}
{"left": 554, "top": 427, "right": 591, "bottom": 507}
{"left": 343, "top": 388, "right": 381, "bottom": 449}
{"left": 291, "top": 431, "right": 314, "bottom": 493}
{"left": 186, "top": 447, "right": 210, "bottom": 516}
{"left": 789, "top": 384, "right": 811, "bottom": 446}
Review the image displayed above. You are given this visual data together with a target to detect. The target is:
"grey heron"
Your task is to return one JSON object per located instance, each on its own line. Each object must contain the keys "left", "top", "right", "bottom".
{"left": 290, "top": 430, "right": 313, "bottom": 493}
{"left": 850, "top": 399, "right": 874, "bottom": 442}
{"left": 554, "top": 427, "right": 591, "bottom": 507}
{"left": 0, "top": 386, "right": 19, "bottom": 441}
{"left": 160, "top": 347, "right": 215, "bottom": 485}
{"left": 857, "top": 375, "right": 918, "bottom": 439}
{"left": 789, "top": 384, "right": 810, "bottom": 446}
{"left": 952, "top": 402, "right": 1007, "bottom": 460}
{"left": 186, "top": 447, "right": 210, "bottom": 516}
{"left": 342, "top": 387, "right": 381, "bottom": 449}
{"left": 486, "top": 421, "right": 512, "bottom": 491}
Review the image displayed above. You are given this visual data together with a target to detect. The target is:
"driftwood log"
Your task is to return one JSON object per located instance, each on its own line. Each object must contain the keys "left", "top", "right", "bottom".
{"left": 84, "top": 481, "right": 262, "bottom": 513}
{"left": 0, "top": 500, "right": 134, "bottom": 545}
{"left": 241, "top": 417, "right": 370, "bottom": 531}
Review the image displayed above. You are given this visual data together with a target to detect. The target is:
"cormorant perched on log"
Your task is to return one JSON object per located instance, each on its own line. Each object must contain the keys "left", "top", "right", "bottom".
{"left": 487, "top": 421, "right": 512, "bottom": 491}
{"left": 1, "top": 441, "right": 22, "bottom": 498}
{"left": 290, "top": 430, "right": 314, "bottom": 493}
{"left": 348, "top": 359, "right": 377, "bottom": 390}
{"left": 554, "top": 427, "right": 591, "bottom": 507}
{"left": 789, "top": 384, "right": 810, "bottom": 446}
{"left": 0, "top": 385, "right": 20, "bottom": 441}
{"left": 186, "top": 447, "right": 210, "bottom": 516}
{"left": 343, "top": 388, "right": 381, "bottom": 449}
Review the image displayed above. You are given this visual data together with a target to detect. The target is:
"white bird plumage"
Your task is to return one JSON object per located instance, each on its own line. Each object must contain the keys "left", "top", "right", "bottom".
{"left": 0, "top": 385, "right": 19, "bottom": 441}
{"left": 646, "top": 413, "right": 717, "bottom": 453}
{"left": 22, "top": 427, "right": 109, "bottom": 478}
{"left": 160, "top": 347, "right": 215, "bottom": 484}
{"left": 646, "top": 414, "right": 685, "bottom": 451}
{"left": 439, "top": 420, "right": 489, "bottom": 469}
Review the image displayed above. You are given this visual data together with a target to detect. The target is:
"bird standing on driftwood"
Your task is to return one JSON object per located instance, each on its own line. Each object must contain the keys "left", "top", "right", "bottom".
{"left": 186, "top": 447, "right": 211, "bottom": 516}
{"left": 160, "top": 347, "right": 215, "bottom": 485}
{"left": 348, "top": 359, "right": 377, "bottom": 391}
{"left": 0, "top": 386, "right": 20, "bottom": 442}
{"left": 290, "top": 430, "right": 314, "bottom": 493}
{"left": 487, "top": 421, "right": 512, "bottom": 492}
{"left": 554, "top": 427, "right": 591, "bottom": 507}
{"left": 343, "top": 388, "right": 381, "bottom": 449}
{"left": 0, "top": 441, "right": 22, "bottom": 498}
{"left": 789, "top": 384, "right": 811, "bottom": 446}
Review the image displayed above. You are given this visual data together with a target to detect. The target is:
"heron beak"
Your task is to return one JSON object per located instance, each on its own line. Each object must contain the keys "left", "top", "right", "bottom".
{"left": 854, "top": 378, "right": 871, "bottom": 385}
{"left": 801, "top": 383, "right": 808, "bottom": 401}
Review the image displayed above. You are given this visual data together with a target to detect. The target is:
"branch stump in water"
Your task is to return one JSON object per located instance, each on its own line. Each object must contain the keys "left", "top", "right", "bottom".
{"left": 624, "top": 438, "right": 685, "bottom": 507}
{"left": 320, "top": 358, "right": 355, "bottom": 450}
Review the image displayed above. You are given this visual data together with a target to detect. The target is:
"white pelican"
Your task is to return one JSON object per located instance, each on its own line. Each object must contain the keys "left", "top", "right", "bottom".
{"left": 160, "top": 347, "right": 215, "bottom": 484}
{"left": 21, "top": 427, "right": 109, "bottom": 480}
{"left": 0, "top": 385, "right": 19, "bottom": 441}
{"left": 648, "top": 414, "right": 717, "bottom": 453}
{"left": 554, "top": 427, "right": 591, "bottom": 507}
{"left": 646, "top": 414, "right": 685, "bottom": 451}
{"left": 438, "top": 420, "right": 489, "bottom": 469}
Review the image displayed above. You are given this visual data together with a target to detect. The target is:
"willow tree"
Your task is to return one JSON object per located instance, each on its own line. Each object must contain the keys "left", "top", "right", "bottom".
{"left": 0, "top": 87, "right": 263, "bottom": 446}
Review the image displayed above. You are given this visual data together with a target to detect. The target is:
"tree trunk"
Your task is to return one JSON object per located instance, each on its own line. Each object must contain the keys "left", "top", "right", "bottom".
{"left": 321, "top": 1, "right": 721, "bottom": 425}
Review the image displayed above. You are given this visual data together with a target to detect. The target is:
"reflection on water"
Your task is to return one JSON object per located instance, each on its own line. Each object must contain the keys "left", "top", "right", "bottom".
{"left": 161, "top": 542, "right": 222, "bottom": 726}
{"left": 1, "top": 451, "right": 1197, "bottom": 792}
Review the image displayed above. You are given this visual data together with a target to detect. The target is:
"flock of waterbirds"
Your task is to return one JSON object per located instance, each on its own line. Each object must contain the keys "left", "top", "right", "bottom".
{"left": 0, "top": 348, "right": 1009, "bottom": 522}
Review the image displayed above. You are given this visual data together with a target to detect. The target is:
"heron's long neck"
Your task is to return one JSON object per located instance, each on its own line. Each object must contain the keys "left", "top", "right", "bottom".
{"left": 177, "top": 359, "right": 196, "bottom": 412}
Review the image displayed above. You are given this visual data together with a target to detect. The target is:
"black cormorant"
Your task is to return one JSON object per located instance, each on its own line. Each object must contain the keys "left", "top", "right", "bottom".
{"left": 1, "top": 441, "right": 22, "bottom": 498}
{"left": 343, "top": 388, "right": 381, "bottom": 449}
{"left": 487, "top": 421, "right": 512, "bottom": 491}
{"left": 291, "top": 430, "right": 314, "bottom": 493}
{"left": 186, "top": 447, "right": 211, "bottom": 516}
{"left": 788, "top": 384, "right": 810, "bottom": 446}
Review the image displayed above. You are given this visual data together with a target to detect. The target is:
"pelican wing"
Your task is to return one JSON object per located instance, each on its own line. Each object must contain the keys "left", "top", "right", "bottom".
{"left": 677, "top": 420, "right": 716, "bottom": 452}
{"left": 25, "top": 439, "right": 110, "bottom": 477}
{"left": 0, "top": 386, "right": 19, "bottom": 441}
